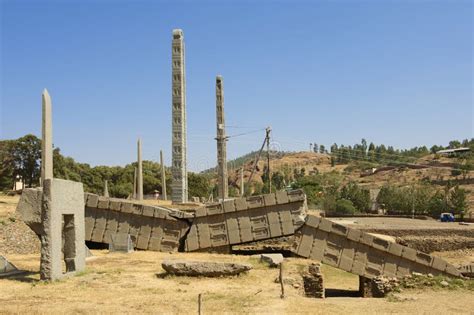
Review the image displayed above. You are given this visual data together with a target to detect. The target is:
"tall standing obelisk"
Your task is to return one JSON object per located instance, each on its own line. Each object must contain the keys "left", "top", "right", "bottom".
{"left": 215, "top": 75, "right": 228, "bottom": 200}
{"left": 171, "top": 29, "right": 188, "bottom": 203}
{"left": 160, "top": 150, "right": 167, "bottom": 200}
{"left": 137, "top": 139, "right": 143, "bottom": 201}
{"left": 41, "top": 89, "right": 53, "bottom": 185}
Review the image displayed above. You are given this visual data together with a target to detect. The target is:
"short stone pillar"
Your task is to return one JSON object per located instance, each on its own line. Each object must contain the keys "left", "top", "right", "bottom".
{"left": 303, "top": 263, "right": 325, "bottom": 298}
{"left": 359, "top": 276, "right": 398, "bottom": 298}
{"left": 40, "top": 178, "right": 85, "bottom": 281}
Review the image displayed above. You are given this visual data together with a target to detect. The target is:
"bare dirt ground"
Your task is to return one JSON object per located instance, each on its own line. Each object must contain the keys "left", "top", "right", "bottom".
{"left": 1, "top": 250, "right": 473, "bottom": 314}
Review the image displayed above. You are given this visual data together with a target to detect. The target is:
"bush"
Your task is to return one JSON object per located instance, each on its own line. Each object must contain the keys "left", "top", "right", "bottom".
{"left": 334, "top": 199, "right": 357, "bottom": 215}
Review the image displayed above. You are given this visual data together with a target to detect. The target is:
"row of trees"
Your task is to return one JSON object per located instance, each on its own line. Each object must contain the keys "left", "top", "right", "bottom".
{"left": 327, "top": 138, "right": 474, "bottom": 166}
{"left": 289, "top": 171, "right": 468, "bottom": 217}
{"left": 377, "top": 183, "right": 468, "bottom": 218}
{"left": 0, "top": 135, "right": 213, "bottom": 199}
{"left": 290, "top": 172, "right": 371, "bottom": 215}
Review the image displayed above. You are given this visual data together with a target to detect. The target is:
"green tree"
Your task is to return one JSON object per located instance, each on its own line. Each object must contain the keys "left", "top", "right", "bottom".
{"left": 0, "top": 140, "right": 15, "bottom": 190}
{"left": 319, "top": 145, "right": 325, "bottom": 154}
{"left": 429, "top": 190, "right": 446, "bottom": 217}
{"left": 334, "top": 199, "right": 357, "bottom": 215}
{"left": 10, "top": 134, "right": 41, "bottom": 187}
{"left": 340, "top": 182, "right": 370, "bottom": 212}
{"left": 187, "top": 172, "right": 211, "bottom": 198}
{"left": 449, "top": 186, "right": 467, "bottom": 218}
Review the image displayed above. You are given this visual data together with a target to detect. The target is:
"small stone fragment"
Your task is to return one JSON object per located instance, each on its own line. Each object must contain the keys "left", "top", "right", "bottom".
{"left": 260, "top": 253, "right": 284, "bottom": 267}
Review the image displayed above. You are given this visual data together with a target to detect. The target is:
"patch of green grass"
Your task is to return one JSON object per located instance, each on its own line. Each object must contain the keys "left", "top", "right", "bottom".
{"left": 400, "top": 274, "right": 474, "bottom": 291}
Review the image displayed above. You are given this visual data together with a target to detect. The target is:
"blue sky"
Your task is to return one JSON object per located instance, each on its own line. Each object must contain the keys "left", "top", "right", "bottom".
{"left": 1, "top": 0, "right": 472, "bottom": 171}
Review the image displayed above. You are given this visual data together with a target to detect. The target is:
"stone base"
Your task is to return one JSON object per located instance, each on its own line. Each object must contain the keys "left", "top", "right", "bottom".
{"left": 359, "top": 276, "right": 399, "bottom": 298}
{"left": 303, "top": 263, "right": 325, "bottom": 298}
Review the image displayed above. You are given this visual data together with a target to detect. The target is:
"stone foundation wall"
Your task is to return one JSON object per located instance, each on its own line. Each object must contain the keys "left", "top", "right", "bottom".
{"left": 303, "top": 263, "right": 324, "bottom": 298}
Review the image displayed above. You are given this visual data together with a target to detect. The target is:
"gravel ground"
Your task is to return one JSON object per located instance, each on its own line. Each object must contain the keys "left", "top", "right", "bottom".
{"left": 0, "top": 213, "right": 40, "bottom": 255}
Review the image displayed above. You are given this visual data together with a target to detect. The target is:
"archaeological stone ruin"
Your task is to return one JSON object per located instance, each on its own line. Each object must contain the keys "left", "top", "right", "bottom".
{"left": 17, "top": 89, "right": 87, "bottom": 281}
{"left": 11, "top": 28, "right": 466, "bottom": 298}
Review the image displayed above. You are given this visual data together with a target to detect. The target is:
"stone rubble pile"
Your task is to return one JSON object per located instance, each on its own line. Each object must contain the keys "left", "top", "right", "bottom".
{"left": 359, "top": 275, "right": 400, "bottom": 297}
{"left": 302, "top": 262, "right": 325, "bottom": 298}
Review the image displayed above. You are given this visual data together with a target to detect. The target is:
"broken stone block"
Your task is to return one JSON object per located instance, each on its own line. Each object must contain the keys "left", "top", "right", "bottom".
{"left": 459, "top": 264, "right": 474, "bottom": 278}
{"left": 0, "top": 256, "right": 22, "bottom": 277}
{"left": 109, "top": 234, "right": 134, "bottom": 253}
{"left": 303, "top": 263, "right": 325, "bottom": 298}
{"left": 260, "top": 253, "right": 284, "bottom": 267}
{"left": 161, "top": 260, "right": 252, "bottom": 277}
{"left": 16, "top": 188, "right": 44, "bottom": 236}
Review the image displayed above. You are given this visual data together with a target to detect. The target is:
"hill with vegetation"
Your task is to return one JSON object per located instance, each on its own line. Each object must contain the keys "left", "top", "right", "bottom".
{"left": 1, "top": 135, "right": 472, "bottom": 217}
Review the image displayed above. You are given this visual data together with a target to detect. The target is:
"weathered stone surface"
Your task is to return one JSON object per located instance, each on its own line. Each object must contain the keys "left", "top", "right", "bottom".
{"left": 171, "top": 29, "right": 188, "bottom": 203}
{"left": 109, "top": 234, "right": 134, "bottom": 253}
{"left": 185, "top": 190, "right": 307, "bottom": 252}
{"left": 303, "top": 263, "right": 324, "bottom": 298}
{"left": 41, "top": 89, "right": 53, "bottom": 184}
{"left": 0, "top": 255, "right": 22, "bottom": 277}
{"left": 137, "top": 139, "right": 143, "bottom": 201}
{"left": 40, "top": 178, "right": 85, "bottom": 281}
{"left": 359, "top": 276, "right": 400, "bottom": 298}
{"left": 260, "top": 253, "right": 284, "bottom": 267}
{"left": 291, "top": 215, "right": 461, "bottom": 279}
{"left": 459, "top": 264, "right": 474, "bottom": 278}
{"left": 161, "top": 260, "right": 252, "bottom": 277}
{"left": 16, "top": 188, "right": 43, "bottom": 235}
{"left": 160, "top": 150, "right": 167, "bottom": 200}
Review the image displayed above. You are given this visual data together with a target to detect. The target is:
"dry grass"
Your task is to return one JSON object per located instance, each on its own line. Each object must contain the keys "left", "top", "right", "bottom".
{"left": 0, "top": 194, "right": 19, "bottom": 220}
{"left": 1, "top": 250, "right": 473, "bottom": 314}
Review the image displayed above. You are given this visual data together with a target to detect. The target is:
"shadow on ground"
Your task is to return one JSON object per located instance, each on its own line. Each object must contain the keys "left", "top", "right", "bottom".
{"left": 325, "top": 288, "right": 360, "bottom": 298}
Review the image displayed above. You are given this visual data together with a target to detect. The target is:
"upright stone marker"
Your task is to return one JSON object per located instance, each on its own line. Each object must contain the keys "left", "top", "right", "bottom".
{"left": 240, "top": 168, "right": 244, "bottom": 197}
{"left": 215, "top": 75, "right": 228, "bottom": 200}
{"left": 171, "top": 29, "right": 188, "bottom": 203}
{"left": 132, "top": 167, "right": 137, "bottom": 199}
{"left": 160, "top": 150, "right": 167, "bottom": 200}
{"left": 41, "top": 89, "right": 53, "bottom": 185}
{"left": 137, "top": 139, "right": 143, "bottom": 201}
{"left": 103, "top": 180, "right": 109, "bottom": 198}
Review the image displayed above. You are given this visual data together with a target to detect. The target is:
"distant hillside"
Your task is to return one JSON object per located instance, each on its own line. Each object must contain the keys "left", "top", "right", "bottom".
{"left": 212, "top": 145, "right": 473, "bottom": 210}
